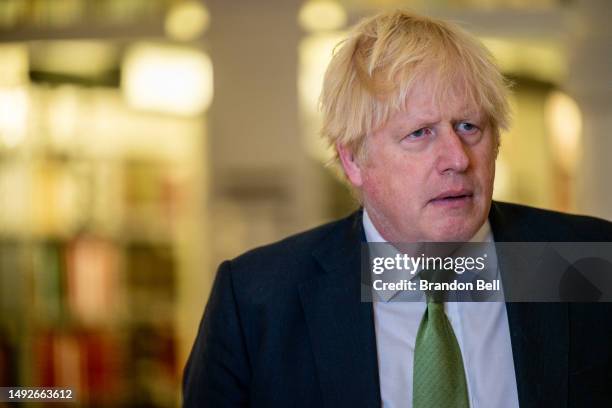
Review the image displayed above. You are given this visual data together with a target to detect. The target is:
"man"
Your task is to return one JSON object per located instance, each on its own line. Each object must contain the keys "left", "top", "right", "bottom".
{"left": 183, "top": 10, "right": 612, "bottom": 407}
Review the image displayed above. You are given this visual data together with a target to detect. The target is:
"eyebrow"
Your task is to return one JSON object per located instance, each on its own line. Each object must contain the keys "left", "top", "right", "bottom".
{"left": 388, "top": 109, "right": 486, "bottom": 135}
{"left": 399, "top": 110, "right": 483, "bottom": 125}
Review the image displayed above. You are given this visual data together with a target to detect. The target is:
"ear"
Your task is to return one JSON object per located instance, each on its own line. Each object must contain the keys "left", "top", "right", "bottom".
{"left": 336, "top": 143, "right": 364, "bottom": 187}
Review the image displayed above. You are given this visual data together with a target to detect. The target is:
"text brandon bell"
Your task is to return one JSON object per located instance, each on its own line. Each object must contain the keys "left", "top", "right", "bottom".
{"left": 373, "top": 279, "right": 500, "bottom": 292}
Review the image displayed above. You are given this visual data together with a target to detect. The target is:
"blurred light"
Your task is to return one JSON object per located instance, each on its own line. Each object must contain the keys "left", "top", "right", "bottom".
{"left": 482, "top": 37, "right": 565, "bottom": 83}
{"left": 299, "top": 33, "right": 346, "bottom": 115}
{"left": 299, "top": 33, "right": 345, "bottom": 162}
{"left": 47, "top": 86, "right": 80, "bottom": 151}
{"left": 0, "top": 87, "right": 29, "bottom": 148}
{"left": 30, "top": 40, "right": 118, "bottom": 77}
{"left": 122, "top": 43, "right": 213, "bottom": 116}
{"left": 545, "top": 91, "right": 582, "bottom": 173}
{"left": 493, "top": 155, "right": 511, "bottom": 200}
{"left": 0, "top": 161, "right": 30, "bottom": 234}
{"left": 0, "top": 44, "right": 29, "bottom": 86}
{"left": 165, "top": 1, "right": 210, "bottom": 41}
{"left": 299, "top": 0, "right": 347, "bottom": 32}
{"left": 33, "top": 163, "right": 81, "bottom": 236}
{"left": 64, "top": 87, "right": 199, "bottom": 160}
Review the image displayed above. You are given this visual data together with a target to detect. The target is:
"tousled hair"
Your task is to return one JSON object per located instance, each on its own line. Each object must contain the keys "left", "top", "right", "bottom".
{"left": 320, "top": 9, "right": 511, "bottom": 162}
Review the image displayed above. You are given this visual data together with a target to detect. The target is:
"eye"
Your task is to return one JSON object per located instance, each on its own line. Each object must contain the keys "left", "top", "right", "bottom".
{"left": 406, "top": 127, "right": 433, "bottom": 140}
{"left": 455, "top": 122, "right": 479, "bottom": 135}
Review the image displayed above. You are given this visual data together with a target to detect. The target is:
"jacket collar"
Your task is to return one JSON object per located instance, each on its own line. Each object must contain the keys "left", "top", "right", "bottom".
{"left": 489, "top": 201, "right": 569, "bottom": 408}
{"left": 299, "top": 209, "right": 382, "bottom": 407}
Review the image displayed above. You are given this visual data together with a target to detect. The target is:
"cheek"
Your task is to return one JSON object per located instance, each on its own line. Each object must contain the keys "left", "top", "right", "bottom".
{"left": 362, "top": 160, "right": 422, "bottom": 207}
{"left": 361, "top": 168, "right": 389, "bottom": 203}
{"left": 473, "top": 139, "right": 497, "bottom": 182}
{"left": 360, "top": 157, "right": 391, "bottom": 197}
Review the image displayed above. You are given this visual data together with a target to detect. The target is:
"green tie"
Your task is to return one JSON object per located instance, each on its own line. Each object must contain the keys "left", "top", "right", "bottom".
{"left": 413, "top": 298, "right": 470, "bottom": 408}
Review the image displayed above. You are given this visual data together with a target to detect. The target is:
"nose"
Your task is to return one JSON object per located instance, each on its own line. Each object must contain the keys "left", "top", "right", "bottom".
{"left": 435, "top": 127, "right": 470, "bottom": 174}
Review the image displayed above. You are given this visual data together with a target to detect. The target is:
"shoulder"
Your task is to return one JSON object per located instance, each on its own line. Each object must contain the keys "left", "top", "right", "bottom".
{"left": 230, "top": 210, "right": 359, "bottom": 269}
{"left": 218, "top": 210, "right": 361, "bottom": 298}
{"left": 490, "top": 201, "right": 612, "bottom": 241}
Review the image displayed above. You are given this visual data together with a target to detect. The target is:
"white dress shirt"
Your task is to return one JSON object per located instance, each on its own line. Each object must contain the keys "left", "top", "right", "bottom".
{"left": 364, "top": 209, "right": 520, "bottom": 408}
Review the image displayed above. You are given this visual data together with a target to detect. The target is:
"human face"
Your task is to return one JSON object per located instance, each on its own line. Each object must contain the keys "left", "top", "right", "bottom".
{"left": 338, "top": 80, "right": 497, "bottom": 242}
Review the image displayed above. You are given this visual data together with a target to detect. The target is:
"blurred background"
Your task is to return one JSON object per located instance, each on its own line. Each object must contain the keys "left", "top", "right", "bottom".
{"left": 0, "top": 0, "right": 609, "bottom": 406}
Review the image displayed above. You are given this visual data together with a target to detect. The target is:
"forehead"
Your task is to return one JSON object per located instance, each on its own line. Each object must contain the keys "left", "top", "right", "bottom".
{"left": 398, "top": 75, "right": 485, "bottom": 120}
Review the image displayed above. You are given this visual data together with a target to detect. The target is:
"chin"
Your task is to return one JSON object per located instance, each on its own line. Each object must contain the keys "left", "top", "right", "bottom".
{"left": 427, "top": 219, "right": 482, "bottom": 242}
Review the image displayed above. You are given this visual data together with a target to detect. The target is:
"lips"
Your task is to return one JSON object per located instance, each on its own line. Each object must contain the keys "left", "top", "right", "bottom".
{"left": 429, "top": 189, "right": 473, "bottom": 204}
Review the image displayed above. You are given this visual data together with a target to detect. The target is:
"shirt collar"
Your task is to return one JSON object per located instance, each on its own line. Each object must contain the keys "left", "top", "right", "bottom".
{"left": 362, "top": 207, "right": 494, "bottom": 244}
{"left": 362, "top": 207, "right": 496, "bottom": 302}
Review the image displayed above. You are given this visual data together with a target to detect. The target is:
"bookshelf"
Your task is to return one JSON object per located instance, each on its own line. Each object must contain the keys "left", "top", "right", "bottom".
{"left": 0, "top": 76, "right": 206, "bottom": 406}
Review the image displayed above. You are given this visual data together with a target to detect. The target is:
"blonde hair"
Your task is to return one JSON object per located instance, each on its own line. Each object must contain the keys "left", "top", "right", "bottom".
{"left": 320, "top": 9, "right": 511, "bottom": 162}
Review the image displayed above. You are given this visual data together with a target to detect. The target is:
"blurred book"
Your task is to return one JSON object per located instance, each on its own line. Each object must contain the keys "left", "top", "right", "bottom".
{"left": 32, "top": 329, "right": 126, "bottom": 405}
{"left": 125, "top": 243, "right": 176, "bottom": 326}
{"left": 65, "top": 235, "right": 122, "bottom": 325}
{"left": 30, "top": 241, "right": 64, "bottom": 324}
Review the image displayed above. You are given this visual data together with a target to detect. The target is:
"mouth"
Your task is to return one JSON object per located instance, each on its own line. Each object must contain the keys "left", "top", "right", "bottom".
{"left": 428, "top": 189, "right": 474, "bottom": 206}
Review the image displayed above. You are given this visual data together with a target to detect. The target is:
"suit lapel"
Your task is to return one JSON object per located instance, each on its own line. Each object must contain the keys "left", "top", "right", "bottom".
{"left": 489, "top": 202, "right": 568, "bottom": 408}
{"left": 298, "top": 211, "right": 381, "bottom": 408}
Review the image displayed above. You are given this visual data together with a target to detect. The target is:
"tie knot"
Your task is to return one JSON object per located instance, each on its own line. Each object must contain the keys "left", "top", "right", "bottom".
{"left": 426, "top": 294, "right": 443, "bottom": 305}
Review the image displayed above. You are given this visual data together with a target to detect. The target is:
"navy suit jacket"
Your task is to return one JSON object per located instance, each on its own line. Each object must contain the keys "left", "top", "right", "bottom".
{"left": 183, "top": 201, "right": 612, "bottom": 407}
